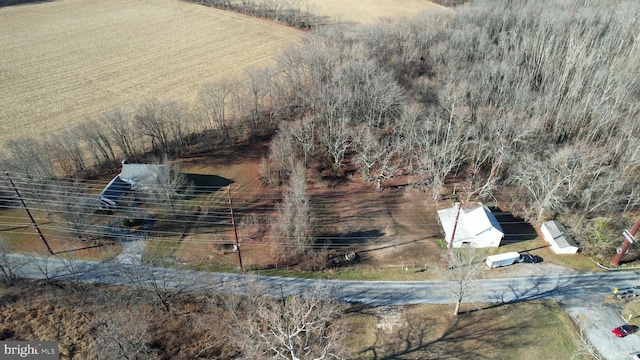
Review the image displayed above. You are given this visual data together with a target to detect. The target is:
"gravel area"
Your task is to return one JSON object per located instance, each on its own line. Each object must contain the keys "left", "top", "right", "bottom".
{"left": 496, "top": 261, "right": 640, "bottom": 360}
{"left": 563, "top": 300, "right": 640, "bottom": 360}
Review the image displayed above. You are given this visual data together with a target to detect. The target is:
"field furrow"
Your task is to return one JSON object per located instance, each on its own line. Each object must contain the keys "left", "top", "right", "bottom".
{"left": 0, "top": 0, "right": 301, "bottom": 144}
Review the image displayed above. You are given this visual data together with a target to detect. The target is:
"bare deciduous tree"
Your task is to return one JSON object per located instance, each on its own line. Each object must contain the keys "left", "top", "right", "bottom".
{"left": 55, "top": 250, "right": 85, "bottom": 286}
{"left": 413, "top": 105, "right": 467, "bottom": 200}
{"left": 571, "top": 329, "right": 604, "bottom": 360}
{"left": 320, "top": 115, "right": 350, "bottom": 172}
{"left": 0, "top": 242, "right": 28, "bottom": 287}
{"left": 92, "top": 297, "right": 153, "bottom": 360}
{"left": 262, "top": 130, "right": 299, "bottom": 186}
{"left": 510, "top": 144, "right": 617, "bottom": 225}
{"left": 351, "top": 124, "right": 400, "bottom": 190}
{"left": 135, "top": 99, "right": 191, "bottom": 157}
{"left": 226, "top": 283, "right": 347, "bottom": 360}
{"left": 146, "top": 158, "right": 194, "bottom": 219}
{"left": 45, "top": 128, "right": 89, "bottom": 177}
{"left": 198, "top": 79, "right": 237, "bottom": 142}
{"left": 79, "top": 120, "right": 116, "bottom": 171}
{"left": 270, "top": 162, "right": 315, "bottom": 260}
{"left": 445, "top": 247, "right": 485, "bottom": 316}
{"left": 102, "top": 108, "right": 141, "bottom": 162}
{"left": 115, "top": 248, "right": 186, "bottom": 313}
{"left": 243, "top": 67, "right": 275, "bottom": 137}
{"left": 2, "top": 138, "right": 55, "bottom": 180}
{"left": 288, "top": 116, "right": 316, "bottom": 167}
{"left": 30, "top": 254, "right": 56, "bottom": 285}
{"left": 49, "top": 179, "right": 97, "bottom": 241}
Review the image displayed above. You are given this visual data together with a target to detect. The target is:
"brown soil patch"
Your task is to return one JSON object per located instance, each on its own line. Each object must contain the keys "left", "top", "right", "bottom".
{"left": 173, "top": 142, "right": 445, "bottom": 273}
{"left": 169, "top": 141, "right": 600, "bottom": 278}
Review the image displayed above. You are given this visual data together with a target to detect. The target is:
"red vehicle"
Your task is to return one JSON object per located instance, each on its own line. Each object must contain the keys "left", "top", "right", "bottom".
{"left": 612, "top": 325, "right": 636, "bottom": 338}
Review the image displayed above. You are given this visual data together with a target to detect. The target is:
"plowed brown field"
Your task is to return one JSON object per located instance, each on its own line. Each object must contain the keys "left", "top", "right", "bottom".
{"left": 0, "top": 0, "right": 447, "bottom": 146}
{"left": 0, "top": 0, "right": 301, "bottom": 145}
{"left": 307, "top": 0, "right": 447, "bottom": 24}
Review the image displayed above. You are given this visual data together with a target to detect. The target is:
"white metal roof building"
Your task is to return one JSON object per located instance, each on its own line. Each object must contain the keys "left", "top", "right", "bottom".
{"left": 119, "top": 162, "right": 168, "bottom": 191}
{"left": 97, "top": 161, "right": 168, "bottom": 208}
{"left": 437, "top": 202, "right": 504, "bottom": 248}
{"left": 540, "top": 220, "right": 579, "bottom": 254}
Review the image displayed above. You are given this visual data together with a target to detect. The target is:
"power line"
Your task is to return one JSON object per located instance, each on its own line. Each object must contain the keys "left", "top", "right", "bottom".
{"left": 0, "top": 171, "right": 554, "bottom": 255}
{"left": 5, "top": 172, "right": 53, "bottom": 255}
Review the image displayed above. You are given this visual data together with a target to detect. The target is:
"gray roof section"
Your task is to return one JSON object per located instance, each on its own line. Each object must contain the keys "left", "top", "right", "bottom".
{"left": 97, "top": 162, "right": 168, "bottom": 208}
{"left": 120, "top": 163, "right": 167, "bottom": 191}
{"left": 543, "top": 220, "right": 579, "bottom": 249}
{"left": 98, "top": 175, "right": 130, "bottom": 207}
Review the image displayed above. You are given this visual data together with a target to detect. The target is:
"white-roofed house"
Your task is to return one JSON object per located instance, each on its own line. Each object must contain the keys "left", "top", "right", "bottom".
{"left": 437, "top": 202, "right": 504, "bottom": 248}
{"left": 97, "top": 160, "right": 168, "bottom": 209}
{"left": 540, "top": 220, "right": 579, "bottom": 254}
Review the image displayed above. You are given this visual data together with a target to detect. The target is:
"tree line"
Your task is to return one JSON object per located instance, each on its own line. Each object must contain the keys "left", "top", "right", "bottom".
{"left": 189, "top": 0, "right": 329, "bottom": 29}
{"left": 2, "top": 0, "right": 639, "bottom": 262}
{"left": 262, "top": 0, "right": 640, "bottom": 260}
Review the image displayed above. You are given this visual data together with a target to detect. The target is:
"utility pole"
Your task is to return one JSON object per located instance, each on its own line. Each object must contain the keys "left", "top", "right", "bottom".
{"left": 444, "top": 201, "right": 463, "bottom": 270}
{"left": 611, "top": 217, "right": 640, "bottom": 266}
{"left": 5, "top": 172, "right": 54, "bottom": 255}
{"left": 228, "top": 186, "right": 244, "bottom": 272}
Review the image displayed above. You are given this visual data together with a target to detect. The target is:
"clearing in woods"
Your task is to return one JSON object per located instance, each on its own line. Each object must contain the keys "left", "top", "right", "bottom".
{"left": 0, "top": 0, "right": 301, "bottom": 145}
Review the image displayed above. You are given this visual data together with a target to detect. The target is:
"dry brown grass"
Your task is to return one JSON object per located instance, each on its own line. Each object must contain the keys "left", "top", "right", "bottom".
{"left": 0, "top": 0, "right": 301, "bottom": 145}
{"left": 346, "top": 301, "right": 589, "bottom": 360}
{"left": 0, "top": 208, "right": 120, "bottom": 259}
{"left": 0, "top": 283, "right": 588, "bottom": 360}
{"left": 306, "top": 0, "right": 448, "bottom": 24}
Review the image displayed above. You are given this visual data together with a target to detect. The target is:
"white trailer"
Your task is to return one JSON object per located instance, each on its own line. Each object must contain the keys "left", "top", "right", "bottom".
{"left": 485, "top": 252, "right": 520, "bottom": 268}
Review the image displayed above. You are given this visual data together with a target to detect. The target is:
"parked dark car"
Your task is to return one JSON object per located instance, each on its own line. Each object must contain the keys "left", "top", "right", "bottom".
{"left": 518, "top": 254, "right": 540, "bottom": 264}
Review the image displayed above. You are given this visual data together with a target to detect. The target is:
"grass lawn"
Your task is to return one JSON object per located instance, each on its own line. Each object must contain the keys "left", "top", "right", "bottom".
{"left": 489, "top": 236, "right": 600, "bottom": 272}
{"left": 0, "top": 208, "right": 118, "bottom": 260}
{"left": 345, "top": 300, "right": 589, "bottom": 360}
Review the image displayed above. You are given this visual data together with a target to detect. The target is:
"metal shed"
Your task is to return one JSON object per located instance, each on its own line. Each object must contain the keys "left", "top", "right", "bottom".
{"left": 540, "top": 220, "right": 579, "bottom": 254}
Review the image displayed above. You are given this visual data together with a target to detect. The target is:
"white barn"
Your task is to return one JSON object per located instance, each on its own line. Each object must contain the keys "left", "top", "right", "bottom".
{"left": 540, "top": 220, "right": 579, "bottom": 254}
{"left": 437, "top": 202, "right": 504, "bottom": 248}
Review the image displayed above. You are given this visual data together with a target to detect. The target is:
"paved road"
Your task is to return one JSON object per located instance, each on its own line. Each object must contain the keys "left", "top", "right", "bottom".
{"left": 7, "top": 254, "right": 640, "bottom": 359}
{"left": 10, "top": 254, "right": 639, "bottom": 305}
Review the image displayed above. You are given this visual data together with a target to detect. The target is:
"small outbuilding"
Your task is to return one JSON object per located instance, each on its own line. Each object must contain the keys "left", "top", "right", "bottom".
{"left": 437, "top": 202, "right": 504, "bottom": 248}
{"left": 540, "top": 220, "right": 579, "bottom": 254}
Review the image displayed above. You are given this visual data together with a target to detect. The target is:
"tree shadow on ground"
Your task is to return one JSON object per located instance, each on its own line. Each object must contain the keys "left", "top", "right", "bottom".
{"left": 357, "top": 304, "right": 536, "bottom": 359}
{"left": 489, "top": 207, "right": 537, "bottom": 245}
{"left": 184, "top": 141, "right": 269, "bottom": 167}
{"left": 319, "top": 229, "right": 385, "bottom": 247}
{"left": 183, "top": 174, "right": 233, "bottom": 195}
{"left": 0, "top": 0, "right": 53, "bottom": 7}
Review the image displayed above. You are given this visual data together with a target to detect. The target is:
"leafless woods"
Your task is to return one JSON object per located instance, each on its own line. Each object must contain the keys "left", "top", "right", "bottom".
{"left": 2, "top": 0, "right": 639, "bottom": 258}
